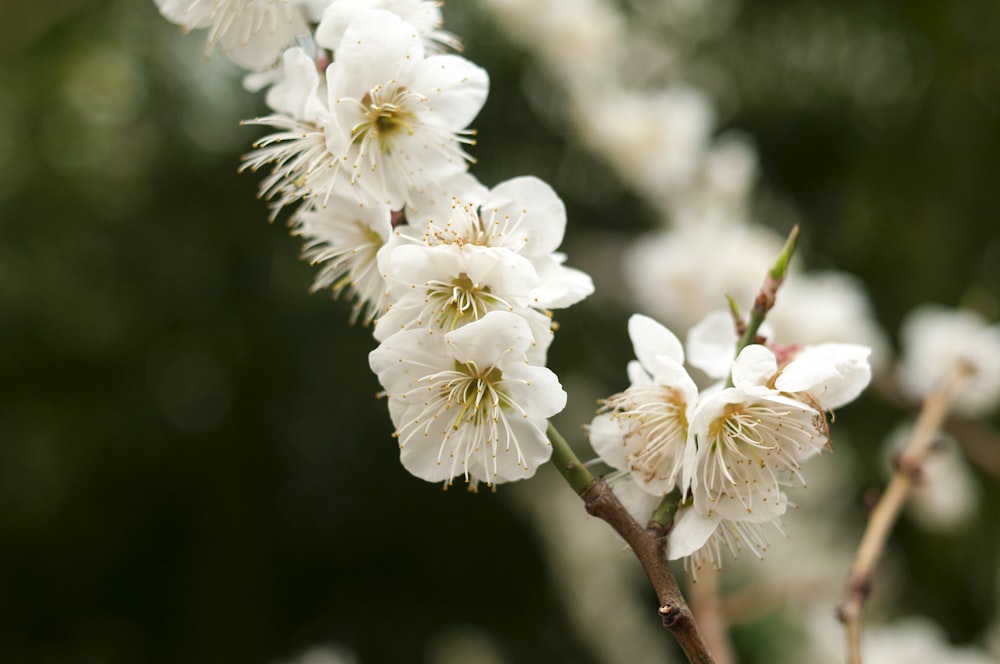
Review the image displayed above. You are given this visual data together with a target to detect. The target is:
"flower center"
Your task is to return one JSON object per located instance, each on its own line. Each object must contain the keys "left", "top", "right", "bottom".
{"left": 426, "top": 272, "right": 501, "bottom": 330}
{"left": 604, "top": 385, "right": 688, "bottom": 488}
{"left": 448, "top": 361, "right": 508, "bottom": 426}
{"left": 352, "top": 86, "right": 419, "bottom": 153}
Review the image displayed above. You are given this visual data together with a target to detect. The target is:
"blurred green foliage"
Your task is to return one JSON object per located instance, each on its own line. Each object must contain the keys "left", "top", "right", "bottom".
{"left": 1, "top": 1, "right": 997, "bottom": 662}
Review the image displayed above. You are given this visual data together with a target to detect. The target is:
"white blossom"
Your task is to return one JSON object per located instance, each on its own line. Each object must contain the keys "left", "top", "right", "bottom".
{"left": 396, "top": 175, "right": 594, "bottom": 309}
{"left": 897, "top": 305, "right": 1000, "bottom": 416}
{"left": 242, "top": 10, "right": 488, "bottom": 215}
{"left": 577, "top": 86, "right": 714, "bottom": 204}
{"left": 374, "top": 242, "right": 555, "bottom": 362}
{"left": 368, "top": 311, "right": 566, "bottom": 487}
{"left": 668, "top": 502, "right": 786, "bottom": 576}
{"left": 687, "top": 383, "right": 826, "bottom": 521}
{"left": 589, "top": 314, "right": 698, "bottom": 496}
{"left": 293, "top": 192, "right": 392, "bottom": 325}
{"left": 251, "top": 46, "right": 323, "bottom": 120}
{"left": 625, "top": 222, "right": 787, "bottom": 333}
{"left": 686, "top": 309, "right": 873, "bottom": 412}
{"left": 801, "top": 612, "right": 997, "bottom": 664}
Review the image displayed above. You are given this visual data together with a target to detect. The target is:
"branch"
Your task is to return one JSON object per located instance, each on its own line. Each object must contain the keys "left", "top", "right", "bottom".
{"left": 837, "top": 361, "right": 973, "bottom": 664}
{"left": 547, "top": 423, "right": 715, "bottom": 663}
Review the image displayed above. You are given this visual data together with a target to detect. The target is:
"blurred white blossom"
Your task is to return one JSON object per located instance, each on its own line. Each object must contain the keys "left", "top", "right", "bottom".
{"left": 154, "top": 0, "right": 318, "bottom": 71}
{"left": 897, "top": 306, "right": 1000, "bottom": 416}
{"left": 625, "top": 222, "right": 787, "bottom": 333}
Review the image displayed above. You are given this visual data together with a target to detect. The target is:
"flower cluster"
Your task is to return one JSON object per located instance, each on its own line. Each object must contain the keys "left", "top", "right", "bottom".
{"left": 590, "top": 311, "right": 872, "bottom": 575}
{"left": 154, "top": 0, "right": 592, "bottom": 488}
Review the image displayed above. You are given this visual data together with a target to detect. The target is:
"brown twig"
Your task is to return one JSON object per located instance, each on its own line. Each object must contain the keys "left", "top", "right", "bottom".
{"left": 837, "top": 361, "right": 973, "bottom": 664}
{"left": 548, "top": 424, "right": 713, "bottom": 662}
{"left": 581, "top": 479, "right": 715, "bottom": 663}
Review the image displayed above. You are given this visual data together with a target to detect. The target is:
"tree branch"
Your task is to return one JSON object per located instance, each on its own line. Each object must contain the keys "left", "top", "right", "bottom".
{"left": 837, "top": 361, "right": 973, "bottom": 664}
{"left": 547, "top": 423, "right": 715, "bottom": 663}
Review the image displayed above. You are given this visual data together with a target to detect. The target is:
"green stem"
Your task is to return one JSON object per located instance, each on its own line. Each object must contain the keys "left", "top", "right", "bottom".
{"left": 726, "top": 224, "right": 800, "bottom": 388}
{"left": 649, "top": 490, "right": 681, "bottom": 530}
{"left": 547, "top": 421, "right": 594, "bottom": 495}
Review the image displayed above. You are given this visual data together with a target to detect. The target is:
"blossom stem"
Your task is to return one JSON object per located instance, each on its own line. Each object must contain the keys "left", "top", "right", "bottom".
{"left": 649, "top": 491, "right": 681, "bottom": 529}
{"left": 546, "top": 422, "right": 715, "bottom": 663}
{"left": 546, "top": 421, "right": 594, "bottom": 494}
{"left": 837, "top": 360, "right": 973, "bottom": 664}
{"left": 726, "top": 225, "right": 800, "bottom": 388}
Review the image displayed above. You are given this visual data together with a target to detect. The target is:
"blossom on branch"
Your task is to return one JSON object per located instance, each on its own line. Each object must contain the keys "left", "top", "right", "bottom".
{"left": 592, "top": 309, "right": 872, "bottom": 573}
{"left": 589, "top": 314, "right": 697, "bottom": 496}
{"left": 242, "top": 9, "right": 488, "bottom": 216}
{"left": 369, "top": 311, "right": 567, "bottom": 488}
{"left": 293, "top": 193, "right": 393, "bottom": 325}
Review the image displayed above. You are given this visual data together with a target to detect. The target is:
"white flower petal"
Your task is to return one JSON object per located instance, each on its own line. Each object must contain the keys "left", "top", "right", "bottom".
{"left": 529, "top": 257, "right": 594, "bottom": 309}
{"left": 731, "top": 344, "right": 778, "bottom": 390}
{"left": 588, "top": 412, "right": 628, "bottom": 471}
{"left": 445, "top": 310, "right": 533, "bottom": 368}
{"left": 327, "top": 10, "right": 424, "bottom": 96}
{"left": 481, "top": 176, "right": 566, "bottom": 257}
{"left": 776, "top": 343, "right": 872, "bottom": 410}
{"left": 667, "top": 506, "right": 721, "bottom": 560}
{"left": 411, "top": 53, "right": 490, "bottom": 132}
{"left": 686, "top": 310, "right": 738, "bottom": 378}
{"left": 629, "top": 314, "right": 684, "bottom": 375}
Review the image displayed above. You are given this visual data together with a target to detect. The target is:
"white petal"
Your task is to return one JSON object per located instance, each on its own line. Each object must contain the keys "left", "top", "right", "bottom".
{"left": 686, "top": 310, "right": 738, "bottom": 378}
{"left": 731, "top": 344, "right": 778, "bottom": 390}
{"left": 626, "top": 360, "right": 651, "bottom": 387}
{"left": 482, "top": 176, "right": 566, "bottom": 257}
{"left": 588, "top": 412, "right": 628, "bottom": 470}
{"left": 649, "top": 355, "right": 699, "bottom": 405}
{"left": 445, "top": 310, "right": 533, "bottom": 366}
{"left": 629, "top": 314, "right": 684, "bottom": 375}
{"left": 776, "top": 343, "right": 872, "bottom": 410}
{"left": 410, "top": 54, "right": 490, "bottom": 130}
{"left": 468, "top": 416, "right": 553, "bottom": 484}
{"left": 529, "top": 257, "right": 594, "bottom": 309}
{"left": 501, "top": 362, "right": 567, "bottom": 421}
{"left": 667, "top": 506, "right": 721, "bottom": 560}
{"left": 327, "top": 10, "right": 423, "bottom": 97}
{"left": 368, "top": 327, "right": 446, "bottom": 392}
{"left": 314, "top": 0, "right": 380, "bottom": 51}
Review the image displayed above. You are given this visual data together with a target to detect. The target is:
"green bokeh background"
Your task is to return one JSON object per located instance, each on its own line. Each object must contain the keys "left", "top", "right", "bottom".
{"left": 1, "top": 1, "right": 998, "bottom": 662}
